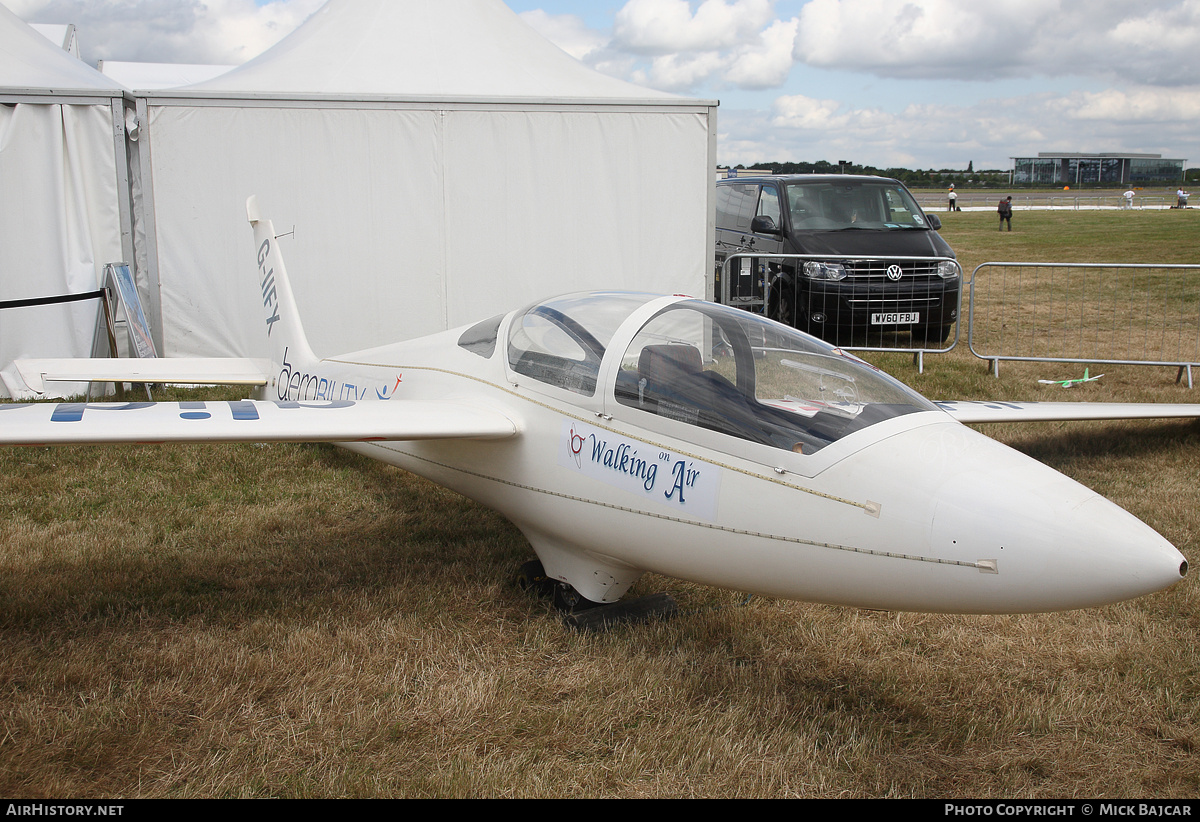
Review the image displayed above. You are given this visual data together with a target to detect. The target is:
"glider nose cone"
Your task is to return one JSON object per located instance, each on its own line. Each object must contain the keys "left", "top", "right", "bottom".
{"left": 1050, "top": 494, "right": 1189, "bottom": 605}
{"left": 921, "top": 428, "right": 1187, "bottom": 612}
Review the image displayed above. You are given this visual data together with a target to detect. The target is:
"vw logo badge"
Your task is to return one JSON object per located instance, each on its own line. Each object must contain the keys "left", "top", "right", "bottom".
{"left": 886, "top": 264, "right": 903, "bottom": 281}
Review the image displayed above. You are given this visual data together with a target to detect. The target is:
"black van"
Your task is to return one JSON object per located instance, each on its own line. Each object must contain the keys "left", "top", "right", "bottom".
{"left": 715, "top": 174, "right": 959, "bottom": 343}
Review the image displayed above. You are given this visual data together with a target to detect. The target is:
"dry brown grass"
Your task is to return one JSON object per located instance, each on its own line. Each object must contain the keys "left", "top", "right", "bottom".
{"left": 2, "top": 210, "right": 1200, "bottom": 798}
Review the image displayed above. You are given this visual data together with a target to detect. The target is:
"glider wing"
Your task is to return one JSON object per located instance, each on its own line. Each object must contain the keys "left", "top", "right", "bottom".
{"left": 937, "top": 401, "right": 1200, "bottom": 424}
{"left": 14, "top": 358, "right": 270, "bottom": 395}
{"left": 0, "top": 399, "right": 517, "bottom": 445}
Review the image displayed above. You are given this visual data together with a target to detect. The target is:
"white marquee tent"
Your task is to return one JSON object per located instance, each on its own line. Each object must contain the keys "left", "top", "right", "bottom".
{"left": 0, "top": 4, "right": 134, "bottom": 398}
{"left": 134, "top": 0, "right": 717, "bottom": 360}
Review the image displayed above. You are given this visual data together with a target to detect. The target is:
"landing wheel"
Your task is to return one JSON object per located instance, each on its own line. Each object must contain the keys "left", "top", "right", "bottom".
{"left": 514, "top": 559, "right": 556, "bottom": 599}
{"left": 552, "top": 582, "right": 605, "bottom": 614}
{"left": 516, "top": 559, "right": 678, "bottom": 631}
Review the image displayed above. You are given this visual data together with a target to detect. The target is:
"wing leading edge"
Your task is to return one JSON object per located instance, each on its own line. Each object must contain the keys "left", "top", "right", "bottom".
{"left": 937, "top": 400, "right": 1200, "bottom": 424}
{"left": 0, "top": 400, "right": 517, "bottom": 445}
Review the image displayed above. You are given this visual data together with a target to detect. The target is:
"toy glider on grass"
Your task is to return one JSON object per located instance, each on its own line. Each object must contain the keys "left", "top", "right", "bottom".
{"left": 1038, "top": 368, "right": 1104, "bottom": 388}
{"left": 2, "top": 197, "right": 1195, "bottom": 625}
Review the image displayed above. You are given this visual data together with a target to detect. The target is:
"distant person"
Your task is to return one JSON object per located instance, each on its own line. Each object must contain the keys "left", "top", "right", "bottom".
{"left": 998, "top": 196, "right": 1013, "bottom": 231}
{"left": 948, "top": 184, "right": 957, "bottom": 212}
{"left": 1123, "top": 189, "right": 1135, "bottom": 209}
{"left": 1178, "top": 188, "right": 1190, "bottom": 208}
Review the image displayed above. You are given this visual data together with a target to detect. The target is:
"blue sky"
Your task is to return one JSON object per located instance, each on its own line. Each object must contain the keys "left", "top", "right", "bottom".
{"left": 9, "top": 0, "right": 1199, "bottom": 171}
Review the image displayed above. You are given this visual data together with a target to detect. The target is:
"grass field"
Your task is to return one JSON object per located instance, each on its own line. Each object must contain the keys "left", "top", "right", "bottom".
{"left": 2, "top": 210, "right": 1200, "bottom": 798}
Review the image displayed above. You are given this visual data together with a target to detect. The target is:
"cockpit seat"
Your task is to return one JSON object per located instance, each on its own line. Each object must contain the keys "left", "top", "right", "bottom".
{"left": 638, "top": 344, "right": 702, "bottom": 386}
{"left": 636, "top": 344, "right": 703, "bottom": 423}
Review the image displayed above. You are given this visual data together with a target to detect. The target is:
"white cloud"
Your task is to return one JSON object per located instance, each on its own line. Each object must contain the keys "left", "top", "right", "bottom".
{"left": 613, "top": 0, "right": 775, "bottom": 55}
{"left": 11, "top": 0, "right": 1195, "bottom": 170}
{"left": 1066, "top": 86, "right": 1200, "bottom": 124}
{"left": 637, "top": 49, "right": 731, "bottom": 90}
{"left": 523, "top": 1, "right": 799, "bottom": 93}
{"left": 729, "top": 83, "right": 1200, "bottom": 171}
{"left": 793, "top": 0, "right": 1200, "bottom": 85}
{"left": 725, "top": 16, "right": 797, "bottom": 89}
{"left": 770, "top": 93, "right": 852, "bottom": 130}
{"left": 794, "top": 0, "right": 1054, "bottom": 79}
{"left": 530, "top": 0, "right": 1200, "bottom": 164}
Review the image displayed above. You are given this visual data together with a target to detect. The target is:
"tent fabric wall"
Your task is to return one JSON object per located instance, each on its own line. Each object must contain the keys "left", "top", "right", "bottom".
{"left": 138, "top": 0, "right": 717, "bottom": 361}
{"left": 146, "top": 104, "right": 448, "bottom": 359}
{"left": 0, "top": 103, "right": 124, "bottom": 398}
{"left": 0, "top": 5, "right": 133, "bottom": 398}
{"left": 440, "top": 108, "right": 712, "bottom": 326}
{"left": 143, "top": 101, "right": 712, "bottom": 360}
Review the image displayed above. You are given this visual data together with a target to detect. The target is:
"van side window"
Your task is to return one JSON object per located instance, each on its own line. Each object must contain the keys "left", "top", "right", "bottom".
{"left": 715, "top": 183, "right": 759, "bottom": 232}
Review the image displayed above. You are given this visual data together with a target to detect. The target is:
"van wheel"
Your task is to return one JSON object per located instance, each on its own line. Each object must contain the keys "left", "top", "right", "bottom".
{"left": 769, "top": 286, "right": 809, "bottom": 333}
{"left": 912, "top": 323, "right": 953, "bottom": 344}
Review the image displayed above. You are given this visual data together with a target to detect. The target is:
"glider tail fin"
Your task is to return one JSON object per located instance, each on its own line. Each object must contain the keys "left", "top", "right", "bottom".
{"left": 247, "top": 196, "right": 318, "bottom": 381}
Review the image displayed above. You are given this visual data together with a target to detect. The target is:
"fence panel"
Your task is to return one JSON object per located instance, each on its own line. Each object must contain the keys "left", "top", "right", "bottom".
{"left": 718, "top": 253, "right": 963, "bottom": 369}
{"left": 914, "top": 193, "right": 1174, "bottom": 211}
{"left": 967, "top": 262, "right": 1200, "bottom": 385}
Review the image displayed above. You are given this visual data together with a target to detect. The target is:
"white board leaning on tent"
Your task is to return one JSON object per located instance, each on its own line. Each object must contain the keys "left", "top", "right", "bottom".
{"left": 132, "top": 0, "right": 717, "bottom": 361}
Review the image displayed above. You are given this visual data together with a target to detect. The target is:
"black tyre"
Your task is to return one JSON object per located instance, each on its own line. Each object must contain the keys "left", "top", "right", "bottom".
{"left": 553, "top": 582, "right": 605, "bottom": 614}
{"left": 911, "top": 323, "right": 953, "bottom": 345}
{"left": 515, "top": 559, "right": 555, "bottom": 598}
{"left": 768, "top": 284, "right": 810, "bottom": 333}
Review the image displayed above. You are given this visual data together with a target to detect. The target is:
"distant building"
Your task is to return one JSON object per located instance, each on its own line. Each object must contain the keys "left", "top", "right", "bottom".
{"left": 718, "top": 167, "right": 774, "bottom": 179}
{"left": 1012, "top": 153, "right": 1186, "bottom": 185}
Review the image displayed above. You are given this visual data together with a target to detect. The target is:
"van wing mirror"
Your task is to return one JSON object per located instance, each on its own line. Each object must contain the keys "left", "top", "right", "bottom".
{"left": 927, "top": 214, "right": 942, "bottom": 230}
{"left": 751, "top": 215, "right": 781, "bottom": 235}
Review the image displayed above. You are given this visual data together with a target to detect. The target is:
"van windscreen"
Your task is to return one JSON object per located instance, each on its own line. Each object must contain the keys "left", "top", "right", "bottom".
{"left": 785, "top": 181, "right": 929, "bottom": 231}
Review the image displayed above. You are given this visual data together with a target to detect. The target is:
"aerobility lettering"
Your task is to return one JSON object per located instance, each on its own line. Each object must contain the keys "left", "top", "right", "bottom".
{"left": 256, "top": 238, "right": 281, "bottom": 336}
{"left": 559, "top": 419, "right": 721, "bottom": 521}
{"left": 276, "top": 348, "right": 393, "bottom": 402}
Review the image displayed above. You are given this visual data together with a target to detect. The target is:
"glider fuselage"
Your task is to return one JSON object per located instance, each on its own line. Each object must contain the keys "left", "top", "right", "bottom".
{"left": 272, "top": 295, "right": 1185, "bottom": 613}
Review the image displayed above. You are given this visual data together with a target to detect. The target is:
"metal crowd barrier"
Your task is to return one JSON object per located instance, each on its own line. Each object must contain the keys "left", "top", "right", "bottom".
{"left": 717, "top": 252, "right": 964, "bottom": 371}
{"left": 967, "top": 262, "right": 1200, "bottom": 387}
{"left": 916, "top": 193, "right": 1175, "bottom": 211}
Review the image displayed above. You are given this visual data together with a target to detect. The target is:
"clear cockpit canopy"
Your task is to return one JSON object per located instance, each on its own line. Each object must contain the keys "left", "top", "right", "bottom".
{"left": 504, "top": 292, "right": 937, "bottom": 454}
{"left": 507, "top": 292, "right": 660, "bottom": 397}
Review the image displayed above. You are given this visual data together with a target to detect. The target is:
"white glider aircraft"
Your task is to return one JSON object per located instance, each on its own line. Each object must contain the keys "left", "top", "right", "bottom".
{"left": 4, "top": 198, "right": 1197, "bottom": 621}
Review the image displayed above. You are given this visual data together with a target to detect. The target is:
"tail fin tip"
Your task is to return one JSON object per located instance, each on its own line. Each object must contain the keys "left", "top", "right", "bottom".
{"left": 246, "top": 196, "right": 318, "bottom": 376}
